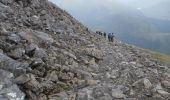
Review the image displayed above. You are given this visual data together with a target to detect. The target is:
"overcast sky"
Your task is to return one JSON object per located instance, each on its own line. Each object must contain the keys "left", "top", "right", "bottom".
{"left": 49, "top": 0, "right": 170, "bottom": 20}
{"left": 48, "top": 0, "right": 162, "bottom": 10}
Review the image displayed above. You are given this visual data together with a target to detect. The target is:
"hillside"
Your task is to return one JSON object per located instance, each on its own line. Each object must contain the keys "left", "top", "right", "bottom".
{"left": 0, "top": 0, "right": 170, "bottom": 100}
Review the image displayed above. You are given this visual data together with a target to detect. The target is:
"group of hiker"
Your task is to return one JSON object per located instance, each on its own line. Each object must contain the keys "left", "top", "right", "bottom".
{"left": 96, "top": 31, "right": 115, "bottom": 42}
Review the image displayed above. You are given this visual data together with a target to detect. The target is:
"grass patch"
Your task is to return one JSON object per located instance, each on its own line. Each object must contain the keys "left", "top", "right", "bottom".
{"left": 141, "top": 48, "right": 170, "bottom": 65}
{"left": 151, "top": 53, "right": 170, "bottom": 65}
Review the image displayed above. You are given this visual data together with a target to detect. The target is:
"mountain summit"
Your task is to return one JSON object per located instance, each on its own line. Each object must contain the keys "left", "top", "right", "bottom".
{"left": 0, "top": 0, "right": 170, "bottom": 100}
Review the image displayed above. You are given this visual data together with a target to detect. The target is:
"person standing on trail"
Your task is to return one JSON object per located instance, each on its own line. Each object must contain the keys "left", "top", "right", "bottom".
{"left": 96, "top": 31, "right": 98, "bottom": 35}
{"left": 111, "top": 33, "right": 115, "bottom": 42}
{"left": 108, "top": 33, "right": 112, "bottom": 42}
{"left": 99, "top": 31, "right": 102, "bottom": 36}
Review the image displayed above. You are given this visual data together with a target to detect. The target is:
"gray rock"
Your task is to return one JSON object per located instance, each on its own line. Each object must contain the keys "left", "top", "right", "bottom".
{"left": 58, "top": 72, "right": 70, "bottom": 81}
{"left": 0, "top": 49, "right": 3, "bottom": 53}
{"left": 22, "top": 74, "right": 41, "bottom": 92}
{"left": 7, "top": 33, "right": 21, "bottom": 44}
{"left": 0, "top": 0, "right": 13, "bottom": 4}
{"left": 143, "top": 78, "right": 152, "bottom": 89}
{"left": 33, "top": 48, "right": 48, "bottom": 59}
{"left": 162, "top": 80, "right": 170, "bottom": 89}
{"left": 48, "top": 92, "right": 68, "bottom": 100}
{"left": 112, "top": 88, "right": 125, "bottom": 99}
{"left": 45, "top": 71, "right": 58, "bottom": 82}
{"left": 132, "top": 79, "right": 143, "bottom": 87}
{"left": 15, "top": 74, "right": 31, "bottom": 84}
{"left": 1, "top": 85, "right": 25, "bottom": 100}
{"left": 110, "top": 69, "right": 119, "bottom": 79}
{"left": 155, "top": 84, "right": 163, "bottom": 90}
{"left": 86, "top": 80, "right": 99, "bottom": 86}
{"left": 0, "top": 3, "right": 13, "bottom": 13}
{"left": 105, "top": 72, "right": 111, "bottom": 79}
{"left": 30, "top": 58, "right": 44, "bottom": 69}
{"left": 18, "top": 31, "right": 34, "bottom": 43}
{"left": 94, "top": 93, "right": 112, "bottom": 100}
{"left": 40, "top": 10, "right": 46, "bottom": 15}
{"left": 33, "top": 31, "right": 54, "bottom": 44}
{"left": 157, "top": 90, "right": 170, "bottom": 96}
{"left": 93, "top": 87, "right": 105, "bottom": 98}
{"left": 8, "top": 48, "right": 25, "bottom": 59}
{"left": 0, "top": 53, "right": 28, "bottom": 76}
{"left": 77, "top": 92, "right": 88, "bottom": 100}
{"left": 18, "top": 30, "right": 54, "bottom": 45}
{"left": 0, "top": 40, "right": 14, "bottom": 52}
{"left": 77, "top": 89, "right": 92, "bottom": 100}
{"left": 73, "top": 69, "right": 92, "bottom": 79}
{"left": 83, "top": 48, "right": 103, "bottom": 60}
{"left": 62, "top": 50, "right": 77, "bottom": 60}
{"left": 67, "top": 93, "right": 76, "bottom": 100}
{"left": 0, "top": 69, "right": 25, "bottom": 100}
{"left": 25, "top": 43, "right": 38, "bottom": 57}
{"left": 88, "top": 58, "right": 99, "bottom": 71}
{"left": 135, "top": 68, "right": 145, "bottom": 78}
{"left": 0, "top": 13, "right": 7, "bottom": 20}
{"left": 30, "top": 15, "right": 40, "bottom": 25}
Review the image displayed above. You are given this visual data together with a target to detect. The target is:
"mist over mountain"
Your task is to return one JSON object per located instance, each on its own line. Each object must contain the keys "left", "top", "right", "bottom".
{"left": 50, "top": 0, "right": 170, "bottom": 55}
{"left": 119, "top": 0, "right": 170, "bottom": 20}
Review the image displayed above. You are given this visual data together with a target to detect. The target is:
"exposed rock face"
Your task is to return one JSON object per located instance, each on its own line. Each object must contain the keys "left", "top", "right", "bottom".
{"left": 0, "top": 69, "right": 25, "bottom": 100}
{"left": 0, "top": 0, "right": 170, "bottom": 100}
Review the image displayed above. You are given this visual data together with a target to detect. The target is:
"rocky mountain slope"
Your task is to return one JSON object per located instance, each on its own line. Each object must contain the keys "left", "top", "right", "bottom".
{"left": 0, "top": 0, "right": 170, "bottom": 100}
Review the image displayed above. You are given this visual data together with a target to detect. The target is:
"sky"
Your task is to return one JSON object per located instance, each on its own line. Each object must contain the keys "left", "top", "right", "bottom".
{"left": 49, "top": 0, "right": 160, "bottom": 10}
{"left": 49, "top": 0, "right": 121, "bottom": 12}
{"left": 49, "top": 0, "right": 170, "bottom": 21}
{"left": 48, "top": 0, "right": 169, "bottom": 18}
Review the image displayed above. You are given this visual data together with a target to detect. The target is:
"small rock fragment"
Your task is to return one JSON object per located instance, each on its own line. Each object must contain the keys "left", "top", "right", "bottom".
{"left": 162, "top": 80, "right": 170, "bottom": 89}
{"left": 143, "top": 78, "right": 152, "bottom": 89}
{"left": 86, "top": 80, "right": 99, "bottom": 86}
{"left": 112, "top": 88, "right": 125, "bottom": 99}
{"left": 157, "top": 90, "right": 170, "bottom": 96}
{"left": 15, "top": 74, "right": 31, "bottom": 84}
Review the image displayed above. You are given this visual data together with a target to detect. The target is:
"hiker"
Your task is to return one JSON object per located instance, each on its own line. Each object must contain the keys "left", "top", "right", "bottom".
{"left": 110, "top": 33, "right": 114, "bottom": 42}
{"left": 103, "top": 32, "right": 106, "bottom": 38}
{"left": 111, "top": 33, "right": 115, "bottom": 42}
{"left": 96, "top": 31, "right": 99, "bottom": 35}
{"left": 96, "top": 31, "right": 100, "bottom": 35}
{"left": 108, "top": 33, "right": 112, "bottom": 42}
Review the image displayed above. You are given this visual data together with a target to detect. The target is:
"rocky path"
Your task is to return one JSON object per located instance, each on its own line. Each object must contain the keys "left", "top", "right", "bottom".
{"left": 68, "top": 37, "right": 170, "bottom": 100}
{"left": 47, "top": 35, "right": 170, "bottom": 100}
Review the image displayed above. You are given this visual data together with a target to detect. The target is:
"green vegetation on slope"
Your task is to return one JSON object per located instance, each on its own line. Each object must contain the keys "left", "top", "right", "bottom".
{"left": 142, "top": 48, "right": 170, "bottom": 65}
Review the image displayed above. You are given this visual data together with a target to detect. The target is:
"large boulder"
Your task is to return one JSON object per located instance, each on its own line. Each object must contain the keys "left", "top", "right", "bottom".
{"left": 0, "top": 53, "right": 28, "bottom": 76}
{"left": 0, "top": 69, "right": 25, "bottom": 100}
{"left": 0, "top": 0, "right": 13, "bottom": 5}
{"left": 0, "top": 2, "right": 13, "bottom": 13}
{"left": 18, "top": 30, "right": 54, "bottom": 45}
{"left": 83, "top": 48, "right": 103, "bottom": 60}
